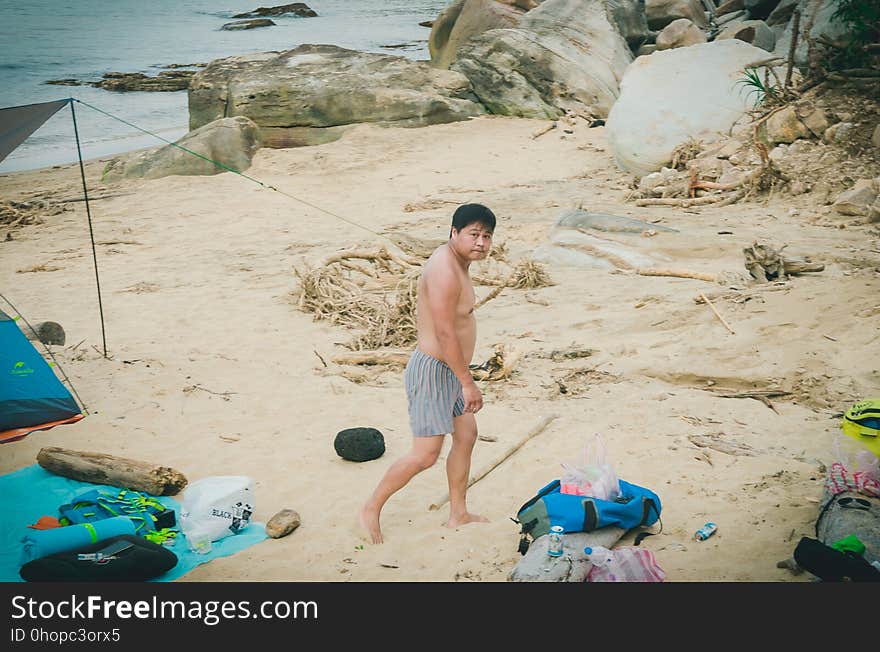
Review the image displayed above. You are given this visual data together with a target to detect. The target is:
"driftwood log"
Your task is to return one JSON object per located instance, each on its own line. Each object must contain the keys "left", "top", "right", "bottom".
{"left": 37, "top": 447, "right": 188, "bottom": 496}
{"left": 331, "top": 349, "right": 411, "bottom": 366}
{"left": 509, "top": 527, "right": 626, "bottom": 582}
{"left": 637, "top": 268, "right": 717, "bottom": 282}
{"left": 816, "top": 489, "right": 880, "bottom": 565}
{"left": 429, "top": 414, "right": 558, "bottom": 511}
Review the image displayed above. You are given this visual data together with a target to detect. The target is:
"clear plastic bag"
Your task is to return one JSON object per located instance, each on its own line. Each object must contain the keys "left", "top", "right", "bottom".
{"left": 560, "top": 433, "right": 620, "bottom": 500}
{"left": 179, "top": 476, "right": 255, "bottom": 553}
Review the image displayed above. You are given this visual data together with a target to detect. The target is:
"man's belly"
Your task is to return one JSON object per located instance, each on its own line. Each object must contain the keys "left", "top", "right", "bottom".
{"left": 418, "top": 325, "right": 476, "bottom": 365}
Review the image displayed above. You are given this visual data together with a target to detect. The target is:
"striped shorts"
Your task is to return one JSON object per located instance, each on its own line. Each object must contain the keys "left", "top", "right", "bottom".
{"left": 405, "top": 348, "right": 465, "bottom": 436}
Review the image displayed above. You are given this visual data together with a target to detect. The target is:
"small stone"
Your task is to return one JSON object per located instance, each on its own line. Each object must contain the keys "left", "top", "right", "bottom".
{"left": 24, "top": 321, "right": 65, "bottom": 345}
{"left": 789, "top": 180, "right": 808, "bottom": 195}
{"left": 265, "top": 508, "right": 302, "bottom": 538}
{"left": 334, "top": 426, "right": 385, "bottom": 462}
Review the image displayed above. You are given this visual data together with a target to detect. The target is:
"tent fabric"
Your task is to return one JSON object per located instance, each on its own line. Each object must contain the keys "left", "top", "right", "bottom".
{"left": 0, "top": 99, "right": 70, "bottom": 165}
{"left": 0, "top": 309, "right": 82, "bottom": 443}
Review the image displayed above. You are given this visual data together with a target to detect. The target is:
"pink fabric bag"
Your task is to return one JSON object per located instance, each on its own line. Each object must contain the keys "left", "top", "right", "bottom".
{"left": 587, "top": 546, "right": 667, "bottom": 583}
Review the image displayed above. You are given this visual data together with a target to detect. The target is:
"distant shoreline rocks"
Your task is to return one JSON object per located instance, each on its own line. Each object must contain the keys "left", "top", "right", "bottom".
{"left": 232, "top": 3, "right": 317, "bottom": 19}
{"left": 46, "top": 66, "right": 205, "bottom": 92}
{"left": 222, "top": 19, "right": 276, "bottom": 31}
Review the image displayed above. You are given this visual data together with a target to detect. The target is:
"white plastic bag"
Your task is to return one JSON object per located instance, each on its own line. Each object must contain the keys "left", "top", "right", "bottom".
{"left": 587, "top": 546, "right": 666, "bottom": 583}
{"left": 560, "top": 433, "right": 620, "bottom": 500}
{"left": 179, "top": 476, "right": 255, "bottom": 554}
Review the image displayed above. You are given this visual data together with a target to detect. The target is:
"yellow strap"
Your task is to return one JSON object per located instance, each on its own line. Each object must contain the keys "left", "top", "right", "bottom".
{"left": 83, "top": 522, "right": 97, "bottom": 543}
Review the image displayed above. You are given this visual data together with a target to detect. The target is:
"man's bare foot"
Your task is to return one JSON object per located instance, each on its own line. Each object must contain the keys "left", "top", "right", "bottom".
{"left": 359, "top": 506, "right": 384, "bottom": 544}
{"left": 446, "top": 512, "right": 489, "bottom": 529}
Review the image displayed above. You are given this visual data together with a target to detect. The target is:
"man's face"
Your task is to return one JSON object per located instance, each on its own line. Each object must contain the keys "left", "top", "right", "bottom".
{"left": 451, "top": 222, "right": 493, "bottom": 261}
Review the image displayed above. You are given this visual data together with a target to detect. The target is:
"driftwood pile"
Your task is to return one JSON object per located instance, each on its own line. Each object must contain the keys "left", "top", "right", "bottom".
{"left": 1, "top": 200, "right": 67, "bottom": 232}
{"left": 294, "top": 236, "right": 553, "bottom": 351}
{"left": 295, "top": 247, "right": 421, "bottom": 350}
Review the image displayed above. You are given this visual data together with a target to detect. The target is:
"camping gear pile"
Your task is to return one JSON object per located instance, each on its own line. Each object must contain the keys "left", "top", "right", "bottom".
{"left": 509, "top": 434, "right": 665, "bottom": 582}
{"left": 19, "top": 487, "right": 180, "bottom": 582}
{"left": 783, "top": 399, "right": 880, "bottom": 582}
{"left": 14, "top": 474, "right": 260, "bottom": 581}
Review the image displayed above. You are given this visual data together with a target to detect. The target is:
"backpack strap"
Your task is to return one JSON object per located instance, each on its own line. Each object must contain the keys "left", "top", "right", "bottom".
{"left": 634, "top": 500, "right": 663, "bottom": 546}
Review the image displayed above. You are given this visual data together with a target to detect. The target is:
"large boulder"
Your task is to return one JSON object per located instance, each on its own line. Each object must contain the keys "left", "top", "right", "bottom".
{"left": 188, "top": 45, "right": 485, "bottom": 148}
{"left": 606, "top": 39, "right": 776, "bottom": 176}
{"left": 655, "top": 18, "right": 707, "bottom": 49}
{"left": 607, "top": 0, "right": 652, "bottom": 52}
{"left": 645, "top": 0, "right": 708, "bottom": 30}
{"left": 715, "top": 19, "right": 776, "bottom": 52}
{"left": 102, "top": 116, "right": 261, "bottom": 181}
{"left": 429, "top": 0, "right": 533, "bottom": 70}
{"left": 743, "top": 0, "right": 780, "bottom": 20}
{"left": 451, "top": 0, "right": 634, "bottom": 120}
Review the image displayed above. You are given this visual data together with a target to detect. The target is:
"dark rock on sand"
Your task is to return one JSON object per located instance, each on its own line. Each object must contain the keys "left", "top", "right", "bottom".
{"left": 23, "top": 321, "right": 66, "bottom": 346}
{"left": 334, "top": 427, "right": 385, "bottom": 462}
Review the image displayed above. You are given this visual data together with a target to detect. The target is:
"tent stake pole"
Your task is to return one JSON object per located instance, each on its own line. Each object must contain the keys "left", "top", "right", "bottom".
{"left": 69, "top": 100, "right": 107, "bottom": 358}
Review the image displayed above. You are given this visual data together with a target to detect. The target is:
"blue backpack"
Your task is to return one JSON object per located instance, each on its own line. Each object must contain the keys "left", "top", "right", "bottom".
{"left": 513, "top": 478, "right": 662, "bottom": 554}
{"left": 58, "top": 488, "right": 177, "bottom": 541}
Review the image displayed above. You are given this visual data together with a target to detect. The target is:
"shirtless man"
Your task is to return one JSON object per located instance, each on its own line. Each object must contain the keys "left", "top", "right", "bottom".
{"left": 359, "top": 203, "right": 496, "bottom": 544}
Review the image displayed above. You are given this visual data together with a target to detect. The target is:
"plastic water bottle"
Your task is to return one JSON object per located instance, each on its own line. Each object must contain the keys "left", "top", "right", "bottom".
{"left": 584, "top": 545, "right": 615, "bottom": 567}
{"left": 585, "top": 545, "right": 622, "bottom": 582}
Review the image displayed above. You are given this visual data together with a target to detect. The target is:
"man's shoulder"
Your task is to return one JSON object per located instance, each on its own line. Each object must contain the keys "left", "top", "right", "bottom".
{"left": 425, "top": 244, "right": 452, "bottom": 268}
{"left": 424, "top": 246, "right": 461, "bottom": 285}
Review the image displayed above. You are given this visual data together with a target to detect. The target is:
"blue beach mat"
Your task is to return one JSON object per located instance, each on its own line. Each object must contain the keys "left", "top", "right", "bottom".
{"left": 0, "top": 465, "right": 267, "bottom": 582}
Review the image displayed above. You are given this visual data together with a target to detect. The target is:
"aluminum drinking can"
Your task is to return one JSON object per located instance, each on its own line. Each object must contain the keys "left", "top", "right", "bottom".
{"left": 547, "top": 525, "right": 564, "bottom": 557}
{"left": 694, "top": 522, "right": 718, "bottom": 541}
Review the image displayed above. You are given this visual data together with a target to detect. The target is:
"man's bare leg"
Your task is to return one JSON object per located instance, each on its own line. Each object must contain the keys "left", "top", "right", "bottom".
{"left": 445, "top": 412, "right": 489, "bottom": 529}
{"left": 359, "top": 435, "right": 443, "bottom": 544}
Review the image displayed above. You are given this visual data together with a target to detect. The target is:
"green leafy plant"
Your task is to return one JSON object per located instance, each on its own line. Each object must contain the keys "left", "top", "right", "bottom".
{"left": 736, "top": 67, "right": 783, "bottom": 108}
{"left": 829, "top": 0, "right": 880, "bottom": 69}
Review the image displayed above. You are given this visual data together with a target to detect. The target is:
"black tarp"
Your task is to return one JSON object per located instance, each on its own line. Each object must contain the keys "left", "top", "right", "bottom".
{"left": 0, "top": 99, "right": 70, "bottom": 164}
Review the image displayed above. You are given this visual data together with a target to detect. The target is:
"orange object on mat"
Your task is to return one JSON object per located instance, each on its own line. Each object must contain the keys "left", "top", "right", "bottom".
{"left": 27, "top": 515, "right": 62, "bottom": 530}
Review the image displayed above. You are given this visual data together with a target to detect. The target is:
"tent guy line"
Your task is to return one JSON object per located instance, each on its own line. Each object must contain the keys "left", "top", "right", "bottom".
{"left": 73, "top": 98, "right": 391, "bottom": 243}
{"left": 2, "top": 97, "right": 405, "bottom": 365}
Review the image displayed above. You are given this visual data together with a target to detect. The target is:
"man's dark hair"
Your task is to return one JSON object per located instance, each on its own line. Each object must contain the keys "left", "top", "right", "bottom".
{"left": 450, "top": 203, "right": 496, "bottom": 237}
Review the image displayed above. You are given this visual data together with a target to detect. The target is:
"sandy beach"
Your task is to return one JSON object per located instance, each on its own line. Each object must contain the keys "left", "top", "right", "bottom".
{"left": 1, "top": 112, "right": 878, "bottom": 582}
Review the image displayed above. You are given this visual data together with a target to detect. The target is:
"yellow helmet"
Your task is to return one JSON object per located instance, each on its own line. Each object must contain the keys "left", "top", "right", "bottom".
{"left": 841, "top": 399, "right": 880, "bottom": 456}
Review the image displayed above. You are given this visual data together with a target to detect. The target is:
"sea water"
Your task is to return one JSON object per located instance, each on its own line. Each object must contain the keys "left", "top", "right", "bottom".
{"left": 0, "top": 0, "right": 449, "bottom": 172}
